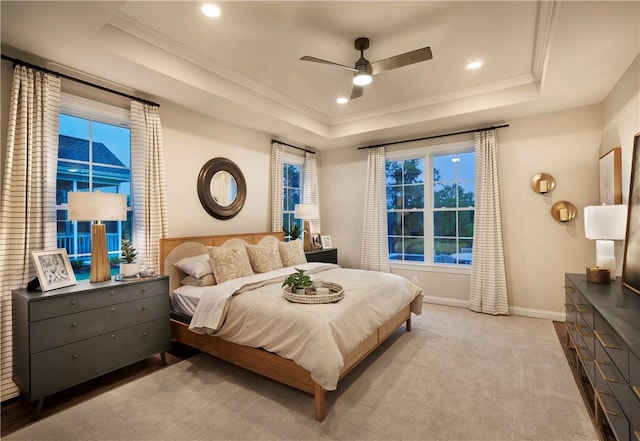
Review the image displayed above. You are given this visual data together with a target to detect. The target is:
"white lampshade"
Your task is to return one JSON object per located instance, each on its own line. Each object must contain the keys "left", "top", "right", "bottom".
{"left": 584, "top": 205, "right": 628, "bottom": 240}
{"left": 294, "top": 203, "right": 319, "bottom": 220}
{"left": 68, "top": 192, "right": 127, "bottom": 221}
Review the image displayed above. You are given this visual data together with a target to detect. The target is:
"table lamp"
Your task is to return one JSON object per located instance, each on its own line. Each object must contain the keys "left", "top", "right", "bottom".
{"left": 294, "top": 203, "right": 319, "bottom": 251}
{"left": 68, "top": 191, "right": 127, "bottom": 282}
{"left": 584, "top": 204, "right": 628, "bottom": 280}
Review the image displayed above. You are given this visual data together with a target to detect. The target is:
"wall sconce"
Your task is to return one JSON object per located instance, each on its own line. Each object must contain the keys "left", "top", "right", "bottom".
{"left": 530, "top": 173, "right": 555, "bottom": 194}
{"left": 551, "top": 201, "right": 577, "bottom": 223}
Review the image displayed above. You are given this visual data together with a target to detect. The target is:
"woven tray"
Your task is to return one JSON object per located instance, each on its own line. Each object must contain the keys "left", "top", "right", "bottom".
{"left": 283, "top": 282, "right": 344, "bottom": 304}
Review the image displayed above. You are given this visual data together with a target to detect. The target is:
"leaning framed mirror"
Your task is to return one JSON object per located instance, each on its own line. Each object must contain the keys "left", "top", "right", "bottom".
{"left": 197, "top": 157, "right": 246, "bottom": 220}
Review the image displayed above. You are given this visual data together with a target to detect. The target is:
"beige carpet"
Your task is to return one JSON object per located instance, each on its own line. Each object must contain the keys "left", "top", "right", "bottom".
{"left": 6, "top": 304, "right": 596, "bottom": 441}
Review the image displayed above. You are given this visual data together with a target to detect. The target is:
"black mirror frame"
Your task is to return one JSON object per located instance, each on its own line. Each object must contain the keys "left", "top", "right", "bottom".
{"left": 197, "top": 157, "right": 246, "bottom": 220}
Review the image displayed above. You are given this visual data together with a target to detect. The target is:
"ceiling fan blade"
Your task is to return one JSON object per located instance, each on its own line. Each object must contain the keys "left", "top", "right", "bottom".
{"left": 300, "top": 56, "right": 358, "bottom": 72}
{"left": 350, "top": 85, "right": 364, "bottom": 99}
{"left": 370, "top": 47, "right": 433, "bottom": 75}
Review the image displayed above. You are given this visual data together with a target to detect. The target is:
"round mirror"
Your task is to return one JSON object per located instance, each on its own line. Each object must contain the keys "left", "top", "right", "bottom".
{"left": 197, "top": 158, "right": 246, "bottom": 220}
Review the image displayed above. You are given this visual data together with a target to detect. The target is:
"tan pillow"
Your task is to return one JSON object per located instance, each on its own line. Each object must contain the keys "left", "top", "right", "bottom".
{"left": 278, "top": 239, "right": 307, "bottom": 267}
{"left": 246, "top": 242, "right": 283, "bottom": 273}
{"left": 175, "top": 253, "right": 213, "bottom": 278}
{"left": 208, "top": 246, "right": 254, "bottom": 283}
{"left": 180, "top": 274, "right": 216, "bottom": 287}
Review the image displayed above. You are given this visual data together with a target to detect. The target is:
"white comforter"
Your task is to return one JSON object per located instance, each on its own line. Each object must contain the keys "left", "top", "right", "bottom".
{"left": 188, "top": 262, "right": 422, "bottom": 390}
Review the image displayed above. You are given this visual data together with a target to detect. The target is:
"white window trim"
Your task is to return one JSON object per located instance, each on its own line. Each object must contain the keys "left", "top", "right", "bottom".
{"left": 386, "top": 139, "right": 475, "bottom": 273}
{"left": 61, "top": 93, "right": 129, "bottom": 127}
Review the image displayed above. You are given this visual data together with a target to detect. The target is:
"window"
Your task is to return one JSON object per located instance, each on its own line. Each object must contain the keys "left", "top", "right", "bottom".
{"left": 56, "top": 96, "right": 131, "bottom": 279}
{"left": 386, "top": 146, "right": 475, "bottom": 266}
{"left": 283, "top": 158, "right": 303, "bottom": 240}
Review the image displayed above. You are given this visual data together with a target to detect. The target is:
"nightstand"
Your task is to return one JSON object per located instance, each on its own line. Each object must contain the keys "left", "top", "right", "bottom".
{"left": 305, "top": 248, "right": 338, "bottom": 264}
{"left": 12, "top": 276, "right": 170, "bottom": 417}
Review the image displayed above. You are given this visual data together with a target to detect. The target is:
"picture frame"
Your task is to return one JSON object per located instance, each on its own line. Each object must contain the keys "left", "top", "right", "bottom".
{"left": 31, "top": 249, "right": 77, "bottom": 291}
{"left": 623, "top": 133, "right": 640, "bottom": 296}
{"left": 599, "top": 147, "right": 622, "bottom": 205}
{"left": 321, "top": 235, "right": 332, "bottom": 249}
{"left": 311, "top": 233, "right": 322, "bottom": 249}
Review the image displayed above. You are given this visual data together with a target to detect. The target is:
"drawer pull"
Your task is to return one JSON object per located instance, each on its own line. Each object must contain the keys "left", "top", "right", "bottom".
{"left": 110, "top": 290, "right": 115, "bottom": 296}
{"left": 564, "top": 285, "right": 575, "bottom": 293}
{"left": 143, "top": 332, "right": 148, "bottom": 339}
{"left": 70, "top": 300, "right": 76, "bottom": 308}
{"left": 634, "top": 430, "right": 640, "bottom": 441}
{"left": 111, "top": 334, "right": 116, "bottom": 340}
{"left": 603, "top": 409, "right": 623, "bottom": 418}
{"left": 72, "top": 354, "right": 79, "bottom": 361}
{"left": 110, "top": 308, "right": 115, "bottom": 313}
{"left": 595, "top": 388, "right": 610, "bottom": 396}
{"left": 141, "top": 306, "right": 147, "bottom": 311}
{"left": 141, "top": 288, "right": 147, "bottom": 294}
{"left": 71, "top": 322, "right": 77, "bottom": 329}
{"left": 595, "top": 360, "right": 623, "bottom": 384}
{"left": 575, "top": 305, "right": 589, "bottom": 314}
{"left": 594, "top": 330, "right": 622, "bottom": 350}
{"left": 633, "top": 385, "right": 640, "bottom": 401}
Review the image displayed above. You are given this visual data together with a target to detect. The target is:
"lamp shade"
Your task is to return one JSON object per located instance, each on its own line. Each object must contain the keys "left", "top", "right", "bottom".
{"left": 68, "top": 192, "right": 127, "bottom": 221}
{"left": 584, "top": 205, "right": 628, "bottom": 240}
{"left": 294, "top": 203, "right": 319, "bottom": 220}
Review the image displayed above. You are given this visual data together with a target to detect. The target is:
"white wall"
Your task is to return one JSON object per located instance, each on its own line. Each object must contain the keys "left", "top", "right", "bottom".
{"left": 320, "top": 104, "right": 604, "bottom": 319}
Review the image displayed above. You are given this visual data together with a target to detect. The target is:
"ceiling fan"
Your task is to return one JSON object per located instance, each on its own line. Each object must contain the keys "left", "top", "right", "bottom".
{"left": 300, "top": 37, "right": 433, "bottom": 99}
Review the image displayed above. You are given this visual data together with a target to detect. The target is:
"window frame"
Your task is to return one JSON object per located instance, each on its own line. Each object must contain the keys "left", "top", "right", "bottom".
{"left": 282, "top": 152, "right": 304, "bottom": 240}
{"left": 386, "top": 140, "right": 475, "bottom": 274}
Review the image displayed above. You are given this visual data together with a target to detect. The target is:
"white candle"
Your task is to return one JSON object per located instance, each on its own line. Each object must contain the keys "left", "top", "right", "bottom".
{"left": 559, "top": 207, "right": 569, "bottom": 221}
{"left": 316, "top": 287, "right": 329, "bottom": 296}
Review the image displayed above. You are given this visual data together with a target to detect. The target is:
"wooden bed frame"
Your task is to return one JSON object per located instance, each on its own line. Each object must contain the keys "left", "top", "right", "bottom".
{"left": 159, "top": 231, "right": 413, "bottom": 421}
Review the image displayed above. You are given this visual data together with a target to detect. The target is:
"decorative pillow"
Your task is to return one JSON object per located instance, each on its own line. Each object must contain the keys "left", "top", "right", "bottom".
{"left": 180, "top": 274, "right": 216, "bottom": 287}
{"left": 278, "top": 239, "right": 307, "bottom": 267}
{"left": 175, "top": 253, "right": 213, "bottom": 278}
{"left": 246, "top": 242, "right": 283, "bottom": 273}
{"left": 208, "top": 246, "right": 254, "bottom": 283}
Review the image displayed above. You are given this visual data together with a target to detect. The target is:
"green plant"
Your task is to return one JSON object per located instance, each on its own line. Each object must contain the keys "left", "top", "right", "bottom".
{"left": 120, "top": 239, "right": 138, "bottom": 264}
{"left": 69, "top": 258, "right": 85, "bottom": 270}
{"left": 109, "top": 255, "right": 122, "bottom": 265}
{"left": 282, "top": 268, "right": 312, "bottom": 291}
{"left": 284, "top": 223, "right": 301, "bottom": 241}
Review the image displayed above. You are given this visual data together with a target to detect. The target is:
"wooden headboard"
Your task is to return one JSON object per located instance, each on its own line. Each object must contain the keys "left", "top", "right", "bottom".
{"left": 159, "top": 231, "right": 284, "bottom": 294}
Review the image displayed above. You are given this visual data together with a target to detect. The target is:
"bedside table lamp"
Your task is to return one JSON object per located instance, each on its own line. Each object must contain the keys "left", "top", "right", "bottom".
{"left": 68, "top": 191, "right": 127, "bottom": 282}
{"left": 584, "top": 204, "right": 628, "bottom": 280}
{"left": 294, "top": 203, "right": 319, "bottom": 251}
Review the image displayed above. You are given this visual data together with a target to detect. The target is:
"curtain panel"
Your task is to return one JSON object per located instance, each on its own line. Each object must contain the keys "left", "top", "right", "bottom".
{"left": 270, "top": 142, "right": 285, "bottom": 232}
{"left": 469, "top": 129, "right": 509, "bottom": 315}
{"left": 0, "top": 66, "right": 61, "bottom": 400}
{"left": 361, "top": 147, "right": 390, "bottom": 272}
{"left": 130, "top": 101, "right": 168, "bottom": 272}
{"left": 303, "top": 152, "right": 321, "bottom": 234}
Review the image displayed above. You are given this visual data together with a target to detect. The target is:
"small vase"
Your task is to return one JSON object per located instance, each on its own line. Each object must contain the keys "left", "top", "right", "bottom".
{"left": 295, "top": 288, "right": 306, "bottom": 295}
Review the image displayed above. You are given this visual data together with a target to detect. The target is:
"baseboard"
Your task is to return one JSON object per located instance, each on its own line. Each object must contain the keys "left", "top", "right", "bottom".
{"left": 422, "top": 296, "right": 565, "bottom": 321}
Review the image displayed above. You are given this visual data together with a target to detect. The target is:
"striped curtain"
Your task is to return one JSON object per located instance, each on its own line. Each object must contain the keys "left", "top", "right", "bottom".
{"left": 270, "top": 142, "right": 285, "bottom": 232}
{"left": 303, "top": 152, "right": 320, "bottom": 234}
{"left": 361, "top": 147, "right": 390, "bottom": 272}
{"left": 130, "top": 101, "right": 167, "bottom": 272}
{"left": 469, "top": 129, "right": 509, "bottom": 315}
{"left": 0, "top": 66, "right": 61, "bottom": 400}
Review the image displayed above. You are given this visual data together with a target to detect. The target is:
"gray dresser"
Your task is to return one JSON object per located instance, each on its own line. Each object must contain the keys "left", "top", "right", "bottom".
{"left": 565, "top": 273, "right": 640, "bottom": 441}
{"left": 12, "top": 276, "right": 170, "bottom": 417}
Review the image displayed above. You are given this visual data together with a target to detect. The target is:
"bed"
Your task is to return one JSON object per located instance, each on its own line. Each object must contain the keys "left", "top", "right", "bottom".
{"left": 159, "top": 231, "right": 423, "bottom": 421}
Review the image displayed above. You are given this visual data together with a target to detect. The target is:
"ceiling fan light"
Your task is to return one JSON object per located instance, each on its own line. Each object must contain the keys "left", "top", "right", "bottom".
{"left": 353, "top": 72, "right": 372, "bottom": 86}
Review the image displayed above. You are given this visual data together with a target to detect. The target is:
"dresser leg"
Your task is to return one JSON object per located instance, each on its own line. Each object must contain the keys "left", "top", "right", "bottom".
{"left": 160, "top": 351, "right": 167, "bottom": 366}
{"left": 35, "top": 398, "right": 44, "bottom": 419}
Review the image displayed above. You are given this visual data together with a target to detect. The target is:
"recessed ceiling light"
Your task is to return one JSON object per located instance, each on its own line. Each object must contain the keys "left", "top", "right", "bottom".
{"left": 466, "top": 60, "right": 483, "bottom": 70}
{"left": 201, "top": 4, "right": 221, "bottom": 18}
{"left": 336, "top": 97, "right": 348, "bottom": 104}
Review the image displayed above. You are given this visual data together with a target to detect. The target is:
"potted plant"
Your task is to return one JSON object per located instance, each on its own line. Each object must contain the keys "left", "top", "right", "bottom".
{"left": 284, "top": 223, "right": 301, "bottom": 241}
{"left": 119, "top": 239, "right": 139, "bottom": 277}
{"left": 282, "top": 268, "right": 312, "bottom": 294}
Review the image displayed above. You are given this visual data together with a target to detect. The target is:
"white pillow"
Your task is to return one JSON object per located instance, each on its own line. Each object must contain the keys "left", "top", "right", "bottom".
{"left": 175, "top": 253, "right": 213, "bottom": 278}
{"left": 180, "top": 274, "right": 216, "bottom": 287}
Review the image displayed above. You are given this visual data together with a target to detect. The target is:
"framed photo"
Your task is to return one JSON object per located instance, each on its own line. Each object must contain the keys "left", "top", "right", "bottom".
{"left": 31, "top": 249, "right": 76, "bottom": 291}
{"left": 311, "top": 233, "right": 322, "bottom": 249}
{"left": 321, "top": 235, "right": 332, "bottom": 249}
{"left": 623, "top": 133, "right": 640, "bottom": 296}
{"left": 599, "top": 147, "right": 622, "bottom": 204}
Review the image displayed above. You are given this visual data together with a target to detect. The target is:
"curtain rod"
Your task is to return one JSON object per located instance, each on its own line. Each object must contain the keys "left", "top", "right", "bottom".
{"left": 1, "top": 54, "right": 160, "bottom": 108}
{"left": 357, "top": 124, "right": 509, "bottom": 150}
{"left": 272, "top": 139, "right": 315, "bottom": 154}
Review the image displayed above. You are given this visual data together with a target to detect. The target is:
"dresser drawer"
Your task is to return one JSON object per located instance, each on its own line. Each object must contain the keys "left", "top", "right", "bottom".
{"left": 594, "top": 312, "right": 629, "bottom": 382}
{"left": 595, "top": 386, "right": 630, "bottom": 441}
{"left": 565, "top": 281, "right": 593, "bottom": 324}
{"left": 630, "top": 351, "right": 640, "bottom": 435}
{"left": 30, "top": 317, "right": 169, "bottom": 399}
{"left": 576, "top": 312, "right": 595, "bottom": 357}
{"left": 30, "top": 295, "right": 169, "bottom": 353}
{"left": 594, "top": 341, "right": 629, "bottom": 417}
{"left": 29, "top": 278, "right": 168, "bottom": 321}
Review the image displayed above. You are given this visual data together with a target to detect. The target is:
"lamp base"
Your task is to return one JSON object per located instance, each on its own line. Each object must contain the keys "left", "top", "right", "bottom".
{"left": 90, "top": 223, "right": 112, "bottom": 282}
{"left": 303, "top": 220, "right": 312, "bottom": 251}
